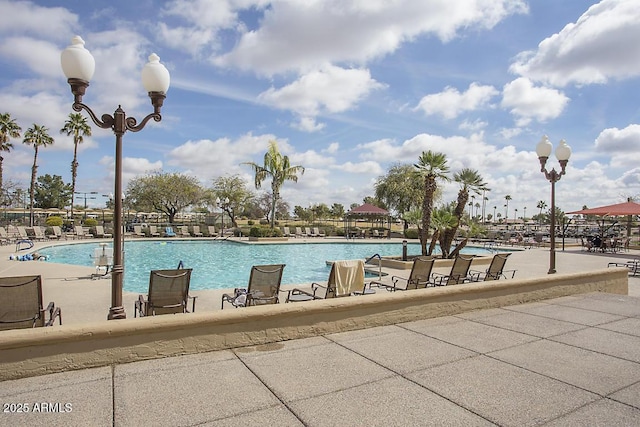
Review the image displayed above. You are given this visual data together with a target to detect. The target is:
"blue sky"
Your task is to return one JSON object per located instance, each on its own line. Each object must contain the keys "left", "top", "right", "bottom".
{"left": 1, "top": 0, "right": 640, "bottom": 219}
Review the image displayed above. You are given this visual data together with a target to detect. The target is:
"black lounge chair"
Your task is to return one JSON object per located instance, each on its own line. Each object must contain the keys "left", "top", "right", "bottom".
{"left": 469, "top": 253, "right": 516, "bottom": 281}
{"left": 371, "top": 256, "right": 435, "bottom": 291}
{"left": 135, "top": 268, "right": 195, "bottom": 316}
{"left": 0, "top": 275, "right": 62, "bottom": 330}
{"left": 221, "top": 264, "right": 286, "bottom": 308}
{"left": 430, "top": 254, "right": 474, "bottom": 286}
{"left": 286, "top": 260, "right": 366, "bottom": 302}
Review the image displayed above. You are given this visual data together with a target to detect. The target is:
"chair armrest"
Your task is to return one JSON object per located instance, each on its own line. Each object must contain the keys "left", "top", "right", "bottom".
{"left": 467, "top": 269, "right": 484, "bottom": 282}
{"left": 44, "top": 302, "right": 62, "bottom": 326}
{"left": 188, "top": 295, "right": 198, "bottom": 313}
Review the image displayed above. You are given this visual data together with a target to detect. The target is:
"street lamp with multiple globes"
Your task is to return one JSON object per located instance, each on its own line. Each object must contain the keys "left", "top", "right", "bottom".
{"left": 61, "top": 36, "right": 170, "bottom": 319}
{"left": 536, "top": 135, "right": 571, "bottom": 274}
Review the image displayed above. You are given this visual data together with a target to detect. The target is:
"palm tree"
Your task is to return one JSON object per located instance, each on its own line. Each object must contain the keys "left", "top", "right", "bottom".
{"left": 243, "top": 140, "right": 304, "bottom": 229}
{"left": 23, "top": 124, "right": 54, "bottom": 226}
{"left": 414, "top": 151, "right": 450, "bottom": 256}
{"left": 430, "top": 206, "right": 457, "bottom": 258}
{"left": 537, "top": 200, "right": 547, "bottom": 225}
{"left": 440, "top": 168, "right": 488, "bottom": 257}
{"left": 0, "top": 113, "right": 22, "bottom": 196}
{"left": 60, "top": 113, "right": 92, "bottom": 218}
{"left": 504, "top": 194, "right": 512, "bottom": 228}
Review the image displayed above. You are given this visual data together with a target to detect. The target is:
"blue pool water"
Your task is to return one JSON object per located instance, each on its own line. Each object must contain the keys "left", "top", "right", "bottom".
{"left": 38, "top": 240, "right": 495, "bottom": 293}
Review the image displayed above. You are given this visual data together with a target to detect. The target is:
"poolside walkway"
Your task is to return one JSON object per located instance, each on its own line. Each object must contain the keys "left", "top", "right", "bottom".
{"left": 1, "top": 237, "right": 640, "bottom": 425}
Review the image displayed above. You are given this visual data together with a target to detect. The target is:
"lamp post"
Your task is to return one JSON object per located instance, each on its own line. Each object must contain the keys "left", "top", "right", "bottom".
{"left": 61, "top": 36, "right": 170, "bottom": 320}
{"left": 536, "top": 135, "right": 571, "bottom": 274}
{"left": 216, "top": 197, "right": 230, "bottom": 235}
{"left": 75, "top": 191, "right": 97, "bottom": 219}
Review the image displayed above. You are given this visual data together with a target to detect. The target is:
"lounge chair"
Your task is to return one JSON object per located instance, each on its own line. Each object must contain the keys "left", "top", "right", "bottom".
{"left": 164, "top": 227, "right": 176, "bottom": 237}
{"left": 206, "top": 225, "right": 218, "bottom": 237}
{"left": 192, "top": 226, "right": 203, "bottom": 237}
{"left": 32, "top": 226, "right": 47, "bottom": 241}
{"left": 179, "top": 226, "right": 191, "bottom": 237}
{"left": 134, "top": 268, "right": 195, "bottom": 317}
{"left": 313, "top": 227, "right": 326, "bottom": 238}
{"left": 16, "top": 226, "right": 31, "bottom": 240}
{"left": 0, "top": 227, "right": 9, "bottom": 245}
{"left": 371, "top": 257, "right": 435, "bottom": 291}
{"left": 91, "top": 244, "right": 113, "bottom": 279}
{"left": 305, "top": 227, "right": 313, "bottom": 237}
{"left": 0, "top": 275, "right": 62, "bottom": 330}
{"left": 221, "top": 264, "right": 285, "bottom": 308}
{"left": 148, "top": 225, "right": 161, "bottom": 237}
{"left": 94, "top": 225, "right": 112, "bottom": 238}
{"left": 430, "top": 254, "right": 474, "bottom": 286}
{"left": 282, "top": 227, "right": 295, "bottom": 237}
{"left": 51, "top": 226, "right": 65, "bottom": 240}
{"left": 295, "top": 227, "right": 306, "bottom": 237}
{"left": 608, "top": 258, "right": 640, "bottom": 276}
{"left": 133, "top": 225, "right": 146, "bottom": 237}
{"left": 74, "top": 225, "right": 89, "bottom": 239}
{"left": 469, "top": 253, "right": 516, "bottom": 282}
{"left": 286, "top": 260, "right": 366, "bottom": 302}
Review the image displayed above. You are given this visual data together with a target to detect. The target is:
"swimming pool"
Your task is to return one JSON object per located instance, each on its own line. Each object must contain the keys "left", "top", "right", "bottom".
{"left": 37, "top": 240, "right": 495, "bottom": 293}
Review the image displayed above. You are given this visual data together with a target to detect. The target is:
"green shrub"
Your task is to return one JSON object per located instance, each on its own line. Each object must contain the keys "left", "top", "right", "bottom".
{"left": 259, "top": 219, "right": 269, "bottom": 225}
{"left": 247, "top": 220, "right": 255, "bottom": 226}
{"left": 249, "top": 226, "right": 283, "bottom": 237}
{"left": 83, "top": 218, "right": 98, "bottom": 227}
{"left": 45, "top": 216, "right": 63, "bottom": 227}
{"left": 404, "top": 228, "right": 419, "bottom": 239}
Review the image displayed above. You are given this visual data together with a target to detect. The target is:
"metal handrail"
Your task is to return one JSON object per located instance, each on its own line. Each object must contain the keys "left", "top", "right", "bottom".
{"left": 365, "top": 253, "right": 382, "bottom": 281}
{"left": 177, "top": 260, "right": 184, "bottom": 269}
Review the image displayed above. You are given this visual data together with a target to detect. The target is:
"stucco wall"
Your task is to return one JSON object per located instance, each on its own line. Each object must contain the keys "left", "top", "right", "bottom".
{"left": 0, "top": 268, "right": 628, "bottom": 381}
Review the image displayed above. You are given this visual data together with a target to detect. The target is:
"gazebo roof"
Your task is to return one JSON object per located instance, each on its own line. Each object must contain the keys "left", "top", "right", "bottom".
{"left": 567, "top": 201, "right": 640, "bottom": 217}
{"left": 346, "top": 203, "right": 389, "bottom": 216}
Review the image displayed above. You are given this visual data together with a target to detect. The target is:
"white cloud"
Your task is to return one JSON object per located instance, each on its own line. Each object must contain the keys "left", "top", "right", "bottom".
{"left": 258, "top": 65, "right": 384, "bottom": 116}
{"left": 213, "top": 0, "right": 527, "bottom": 74}
{"left": 331, "top": 160, "right": 383, "bottom": 175}
{"left": 415, "top": 83, "right": 498, "bottom": 119}
{"left": 0, "top": 0, "right": 78, "bottom": 40}
{"left": 501, "top": 77, "right": 569, "bottom": 126}
{"left": 292, "top": 116, "right": 325, "bottom": 132}
{"left": 595, "top": 124, "right": 640, "bottom": 169}
{"left": 510, "top": 0, "right": 640, "bottom": 86}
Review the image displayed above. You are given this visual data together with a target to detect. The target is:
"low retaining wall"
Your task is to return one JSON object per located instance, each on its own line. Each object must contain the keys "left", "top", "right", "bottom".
{"left": 0, "top": 268, "right": 628, "bottom": 381}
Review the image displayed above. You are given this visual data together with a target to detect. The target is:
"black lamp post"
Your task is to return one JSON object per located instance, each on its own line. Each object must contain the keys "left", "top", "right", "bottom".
{"left": 61, "top": 36, "right": 170, "bottom": 319}
{"left": 536, "top": 135, "right": 571, "bottom": 274}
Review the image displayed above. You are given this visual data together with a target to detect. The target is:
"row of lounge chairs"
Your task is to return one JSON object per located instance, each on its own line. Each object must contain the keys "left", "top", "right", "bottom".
{"left": 282, "top": 227, "right": 325, "bottom": 238}
{"left": 132, "top": 225, "right": 225, "bottom": 238}
{"left": 0, "top": 254, "right": 516, "bottom": 331}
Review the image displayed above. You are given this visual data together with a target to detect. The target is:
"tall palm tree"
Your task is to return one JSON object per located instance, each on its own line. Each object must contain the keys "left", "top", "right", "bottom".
{"left": 537, "top": 200, "right": 547, "bottom": 225}
{"left": 60, "top": 113, "right": 92, "bottom": 218}
{"left": 504, "top": 194, "right": 512, "bottom": 227}
{"left": 414, "top": 151, "right": 450, "bottom": 256}
{"left": 439, "top": 168, "right": 488, "bottom": 257}
{"left": 243, "top": 140, "right": 304, "bottom": 229}
{"left": 23, "top": 124, "right": 54, "bottom": 226}
{"left": 0, "top": 113, "right": 22, "bottom": 196}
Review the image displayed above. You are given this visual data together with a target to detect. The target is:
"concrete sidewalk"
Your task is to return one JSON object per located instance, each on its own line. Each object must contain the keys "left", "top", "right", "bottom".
{"left": 1, "top": 291, "right": 639, "bottom": 426}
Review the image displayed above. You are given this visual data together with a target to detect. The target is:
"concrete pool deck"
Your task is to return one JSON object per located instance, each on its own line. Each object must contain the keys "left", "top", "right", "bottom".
{"left": 1, "top": 237, "right": 640, "bottom": 425}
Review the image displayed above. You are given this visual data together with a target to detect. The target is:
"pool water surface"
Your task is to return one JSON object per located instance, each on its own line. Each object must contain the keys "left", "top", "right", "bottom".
{"left": 38, "top": 240, "right": 494, "bottom": 293}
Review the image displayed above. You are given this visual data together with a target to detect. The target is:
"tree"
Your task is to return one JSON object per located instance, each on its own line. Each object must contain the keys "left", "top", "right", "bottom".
{"left": 537, "top": 200, "right": 547, "bottom": 225}
{"left": 431, "top": 206, "right": 457, "bottom": 258}
{"left": 375, "top": 163, "right": 424, "bottom": 229}
{"left": 34, "top": 174, "right": 72, "bottom": 209}
{"left": 330, "top": 203, "right": 345, "bottom": 223}
{"left": 440, "top": 168, "right": 488, "bottom": 258}
{"left": 504, "top": 194, "right": 512, "bottom": 226}
{"left": 414, "top": 151, "right": 450, "bottom": 256}
{"left": 256, "top": 192, "right": 289, "bottom": 222}
{"left": 209, "top": 174, "right": 254, "bottom": 228}
{"left": 60, "top": 113, "right": 92, "bottom": 217}
{"left": 243, "top": 140, "right": 304, "bottom": 229}
{"left": 23, "top": 124, "right": 54, "bottom": 226}
{"left": 0, "top": 113, "right": 21, "bottom": 199}
{"left": 127, "top": 171, "right": 203, "bottom": 224}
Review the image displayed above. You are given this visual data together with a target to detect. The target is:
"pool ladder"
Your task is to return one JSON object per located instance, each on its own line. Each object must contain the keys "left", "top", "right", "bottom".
{"left": 365, "top": 253, "right": 382, "bottom": 281}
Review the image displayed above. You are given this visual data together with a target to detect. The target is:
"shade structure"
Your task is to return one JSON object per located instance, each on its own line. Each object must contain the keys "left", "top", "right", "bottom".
{"left": 344, "top": 203, "right": 391, "bottom": 239}
{"left": 567, "top": 201, "right": 640, "bottom": 217}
